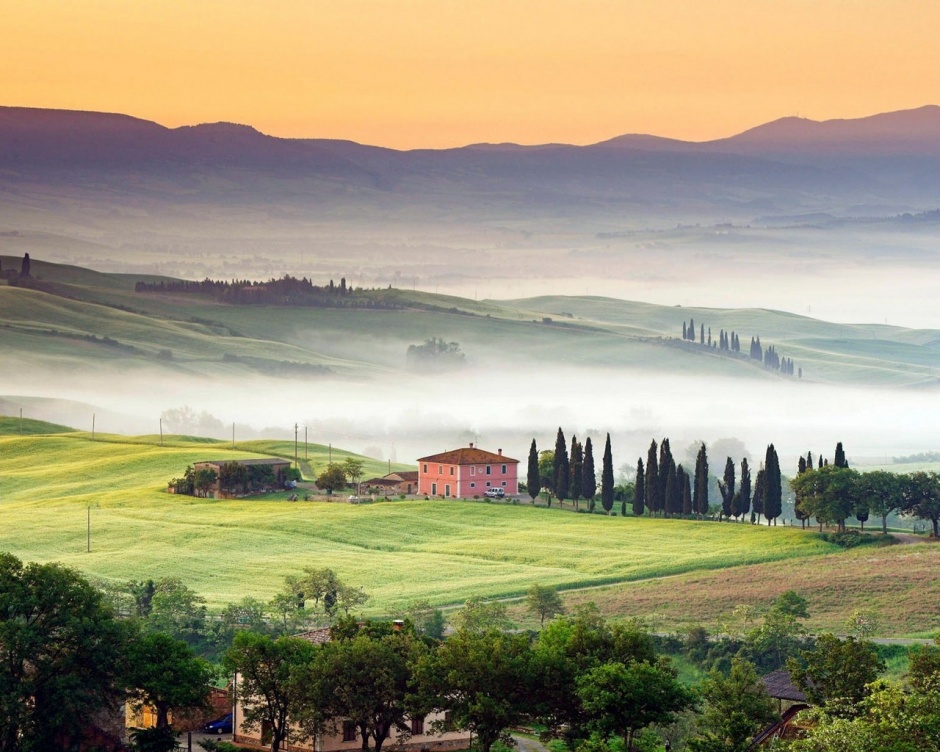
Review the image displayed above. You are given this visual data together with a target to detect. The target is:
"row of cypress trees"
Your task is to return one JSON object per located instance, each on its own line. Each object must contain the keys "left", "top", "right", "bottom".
{"left": 681, "top": 316, "right": 800, "bottom": 378}
{"left": 526, "top": 429, "right": 615, "bottom": 513}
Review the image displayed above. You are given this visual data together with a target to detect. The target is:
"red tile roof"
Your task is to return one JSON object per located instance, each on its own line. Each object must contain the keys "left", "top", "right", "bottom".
{"left": 417, "top": 446, "right": 518, "bottom": 465}
{"left": 295, "top": 627, "right": 333, "bottom": 644}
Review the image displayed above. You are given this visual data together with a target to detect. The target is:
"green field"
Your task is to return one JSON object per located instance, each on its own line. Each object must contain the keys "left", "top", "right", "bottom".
{"left": 2, "top": 256, "right": 938, "bottom": 386}
{"left": 0, "top": 429, "right": 844, "bottom": 613}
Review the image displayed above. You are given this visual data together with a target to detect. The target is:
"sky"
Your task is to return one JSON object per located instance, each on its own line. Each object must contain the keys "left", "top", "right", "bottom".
{"left": 3, "top": 0, "right": 940, "bottom": 149}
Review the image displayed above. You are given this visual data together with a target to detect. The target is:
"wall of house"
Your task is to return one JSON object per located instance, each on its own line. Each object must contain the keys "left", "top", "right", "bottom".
{"left": 418, "top": 461, "right": 459, "bottom": 497}
{"left": 456, "top": 462, "right": 518, "bottom": 496}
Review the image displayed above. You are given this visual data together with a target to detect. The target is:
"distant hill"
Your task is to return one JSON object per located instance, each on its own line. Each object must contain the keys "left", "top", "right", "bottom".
{"left": 2, "top": 105, "right": 940, "bottom": 221}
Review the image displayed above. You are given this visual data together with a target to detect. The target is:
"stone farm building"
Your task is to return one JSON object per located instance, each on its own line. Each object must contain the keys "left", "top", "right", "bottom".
{"left": 193, "top": 458, "right": 291, "bottom": 498}
{"left": 233, "top": 626, "right": 471, "bottom": 752}
{"left": 417, "top": 444, "right": 519, "bottom": 498}
{"left": 360, "top": 471, "right": 419, "bottom": 496}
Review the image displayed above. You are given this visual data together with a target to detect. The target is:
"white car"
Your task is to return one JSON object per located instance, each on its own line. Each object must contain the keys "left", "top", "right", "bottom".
{"left": 484, "top": 488, "right": 505, "bottom": 498}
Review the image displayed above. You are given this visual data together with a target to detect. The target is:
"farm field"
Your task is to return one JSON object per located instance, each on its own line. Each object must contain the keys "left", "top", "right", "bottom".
{"left": 0, "top": 429, "right": 842, "bottom": 613}
{"left": 529, "top": 539, "right": 940, "bottom": 638}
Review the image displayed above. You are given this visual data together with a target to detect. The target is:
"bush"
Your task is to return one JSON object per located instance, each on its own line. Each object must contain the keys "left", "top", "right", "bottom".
{"left": 820, "top": 530, "right": 876, "bottom": 548}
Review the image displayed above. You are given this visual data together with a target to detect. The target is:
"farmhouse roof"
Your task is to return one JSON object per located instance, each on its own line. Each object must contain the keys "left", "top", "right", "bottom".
{"left": 195, "top": 458, "right": 291, "bottom": 467}
{"left": 295, "top": 627, "right": 333, "bottom": 645}
{"left": 387, "top": 471, "right": 419, "bottom": 481}
{"left": 363, "top": 478, "right": 399, "bottom": 487}
{"left": 760, "top": 670, "right": 807, "bottom": 702}
{"left": 417, "top": 444, "right": 518, "bottom": 465}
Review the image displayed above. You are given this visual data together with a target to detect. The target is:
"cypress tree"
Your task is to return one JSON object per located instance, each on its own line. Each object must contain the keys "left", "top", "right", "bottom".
{"left": 633, "top": 457, "right": 645, "bottom": 516}
{"left": 582, "top": 438, "right": 597, "bottom": 510}
{"left": 570, "top": 436, "right": 583, "bottom": 511}
{"left": 700, "top": 324, "right": 705, "bottom": 345}
{"left": 794, "top": 455, "right": 810, "bottom": 528}
{"left": 527, "top": 439, "right": 541, "bottom": 503}
{"left": 681, "top": 467, "right": 693, "bottom": 516}
{"left": 689, "top": 317, "right": 695, "bottom": 340}
{"left": 19, "top": 252, "right": 30, "bottom": 279}
{"left": 601, "top": 433, "right": 614, "bottom": 514}
{"left": 719, "top": 457, "right": 735, "bottom": 521}
{"left": 682, "top": 322, "right": 687, "bottom": 339}
{"left": 752, "top": 467, "right": 765, "bottom": 523}
{"left": 737, "top": 457, "right": 751, "bottom": 521}
{"left": 806, "top": 451, "right": 813, "bottom": 470}
{"left": 819, "top": 454, "right": 824, "bottom": 469}
{"left": 693, "top": 442, "right": 709, "bottom": 518}
{"left": 763, "top": 444, "right": 782, "bottom": 525}
{"left": 834, "top": 441, "right": 849, "bottom": 469}
{"left": 645, "top": 440, "right": 660, "bottom": 517}
{"left": 553, "top": 428, "right": 569, "bottom": 504}
{"left": 658, "top": 438, "right": 673, "bottom": 516}
{"left": 665, "top": 457, "right": 679, "bottom": 516}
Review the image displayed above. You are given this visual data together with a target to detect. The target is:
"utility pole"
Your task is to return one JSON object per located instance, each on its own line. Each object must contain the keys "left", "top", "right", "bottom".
{"left": 159, "top": 418, "right": 163, "bottom": 446}
{"left": 304, "top": 426, "right": 308, "bottom": 460}
{"left": 294, "top": 423, "right": 299, "bottom": 468}
{"left": 87, "top": 506, "right": 91, "bottom": 553}
{"left": 232, "top": 422, "right": 235, "bottom": 449}
{"left": 92, "top": 413, "right": 95, "bottom": 439}
{"left": 19, "top": 408, "right": 22, "bottom": 434}
{"left": 329, "top": 443, "right": 332, "bottom": 464}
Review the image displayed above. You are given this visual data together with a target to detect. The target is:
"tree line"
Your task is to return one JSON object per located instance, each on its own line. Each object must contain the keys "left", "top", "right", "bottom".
{"left": 680, "top": 317, "right": 799, "bottom": 378}
{"left": 526, "top": 429, "right": 614, "bottom": 513}
{"left": 134, "top": 274, "right": 401, "bottom": 309}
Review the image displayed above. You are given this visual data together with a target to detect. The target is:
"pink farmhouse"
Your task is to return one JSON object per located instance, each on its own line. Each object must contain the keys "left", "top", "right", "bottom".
{"left": 417, "top": 444, "right": 519, "bottom": 498}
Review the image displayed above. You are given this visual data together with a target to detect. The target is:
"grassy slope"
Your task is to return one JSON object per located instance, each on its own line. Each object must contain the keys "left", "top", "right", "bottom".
{"left": 519, "top": 540, "right": 940, "bottom": 638}
{"left": 0, "top": 433, "right": 838, "bottom": 612}
{"left": 2, "top": 257, "right": 938, "bottom": 385}
{"left": 0, "top": 415, "right": 75, "bottom": 434}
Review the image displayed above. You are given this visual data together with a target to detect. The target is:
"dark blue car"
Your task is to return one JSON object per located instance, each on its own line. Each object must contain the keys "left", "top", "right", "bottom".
{"left": 204, "top": 713, "right": 233, "bottom": 735}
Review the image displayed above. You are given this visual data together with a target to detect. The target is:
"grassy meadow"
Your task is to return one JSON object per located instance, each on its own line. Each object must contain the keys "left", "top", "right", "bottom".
{"left": 0, "top": 428, "right": 844, "bottom": 614}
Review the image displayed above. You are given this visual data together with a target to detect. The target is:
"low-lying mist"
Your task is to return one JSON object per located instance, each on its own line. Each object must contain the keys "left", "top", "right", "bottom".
{"left": 3, "top": 362, "right": 936, "bottom": 473}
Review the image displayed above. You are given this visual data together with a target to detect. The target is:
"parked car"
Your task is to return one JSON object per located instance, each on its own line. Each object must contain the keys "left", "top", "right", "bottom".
{"left": 484, "top": 488, "right": 505, "bottom": 498}
{"left": 204, "top": 713, "right": 233, "bottom": 735}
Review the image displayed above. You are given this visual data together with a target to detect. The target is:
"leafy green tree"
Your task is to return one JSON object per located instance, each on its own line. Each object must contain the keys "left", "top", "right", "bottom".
{"left": 743, "top": 591, "right": 809, "bottom": 672}
{"left": 583, "top": 437, "right": 597, "bottom": 509}
{"left": 527, "top": 439, "right": 541, "bottom": 502}
{"left": 570, "top": 436, "right": 584, "bottom": 511}
{"left": 405, "top": 338, "right": 465, "bottom": 370}
{"left": 601, "top": 433, "right": 614, "bottom": 514}
{"left": 788, "top": 634, "right": 885, "bottom": 717}
{"left": 902, "top": 471, "right": 940, "bottom": 538}
{"left": 343, "top": 457, "right": 365, "bottom": 493}
{"left": 526, "top": 584, "right": 566, "bottom": 627}
{"left": 859, "top": 470, "right": 902, "bottom": 534}
{"left": 406, "top": 599, "right": 446, "bottom": 641}
{"left": 576, "top": 659, "right": 694, "bottom": 751}
{"left": 632, "top": 458, "right": 646, "bottom": 516}
{"left": 694, "top": 442, "right": 709, "bottom": 517}
{"left": 317, "top": 463, "right": 348, "bottom": 494}
{"left": 539, "top": 450, "right": 556, "bottom": 503}
{"left": 414, "top": 629, "right": 533, "bottom": 752}
{"left": 0, "top": 554, "right": 131, "bottom": 752}
{"left": 762, "top": 444, "right": 782, "bottom": 525}
{"left": 219, "top": 460, "right": 249, "bottom": 495}
{"left": 209, "top": 596, "right": 270, "bottom": 648}
{"left": 449, "top": 596, "right": 513, "bottom": 633}
{"left": 145, "top": 577, "right": 208, "bottom": 650}
{"left": 194, "top": 467, "right": 218, "bottom": 497}
{"left": 790, "top": 466, "right": 860, "bottom": 532}
{"left": 687, "top": 657, "right": 777, "bottom": 752}
{"left": 223, "top": 632, "right": 318, "bottom": 752}
{"left": 125, "top": 631, "right": 212, "bottom": 730}
{"left": 296, "top": 625, "right": 427, "bottom": 752}
{"left": 554, "top": 428, "right": 570, "bottom": 503}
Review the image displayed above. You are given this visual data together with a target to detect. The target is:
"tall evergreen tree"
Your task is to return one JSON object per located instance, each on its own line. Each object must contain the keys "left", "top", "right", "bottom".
{"left": 834, "top": 441, "right": 849, "bottom": 469}
{"left": 601, "top": 434, "right": 614, "bottom": 514}
{"left": 752, "top": 467, "right": 765, "bottom": 523}
{"left": 819, "top": 454, "right": 824, "bottom": 469}
{"left": 645, "top": 440, "right": 660, "bottom": 517}
{"left": 658, "top": 439, "right": 673, "bottom": 516}
{"left": 553, "top": 428, "right": 569, "bottom": 504}
{"left": 665, "top": 456, "right": 680, "bottom": 516}
{"left": 737, "top": 457, "right": 751, "bottom": 521}
{"left": 700, "top": 324, "right": 705, "bottom": 345}
{"left": 794, "top": 455, "right": 810, "bottom": 528}
{"left": 527, "top": 439, "right": 541, "bottom": 503}
{"left": 693, "top": 442, "right": 709, "bottom": 517}
{"left": 582, "top": 438, "right": 597, "bottom": 510}
{"left": 763, "top": 444, "right": 782, "bottom": 525}
{"left": 681, "top": 467, "right": 693, "bottom": 516}
{"left": 570, "top": 437, "right": 583, "bottom": 511}
{"left": 633, "top": 458, "right": 646, "bottom": 517}
{"left": 682, "top": 321, "right": 687, "bottom": 339}
{"left": 689, "top": 317, "right": 695, "bottom": 340}
{"left": 19, "top": 252, "right": 30, "bottom": 279}
{"left": 718, "top": 457, "right": 736, "bottom": 521}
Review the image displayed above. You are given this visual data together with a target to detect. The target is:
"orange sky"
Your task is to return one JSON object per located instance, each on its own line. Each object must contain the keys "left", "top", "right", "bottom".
{"left": 2, "top": 0, "right": 939, "bottom": 149}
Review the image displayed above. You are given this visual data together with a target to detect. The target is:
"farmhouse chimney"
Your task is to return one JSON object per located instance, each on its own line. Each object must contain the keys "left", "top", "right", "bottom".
{"left": 469, "top": 442, "right": 474, "bottom": 448}
{"left": 498, "top": 448, "right": 502, "bottom": 455}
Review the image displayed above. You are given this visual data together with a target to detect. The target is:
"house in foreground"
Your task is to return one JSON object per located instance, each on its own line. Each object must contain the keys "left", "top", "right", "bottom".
{"left": 417, "top": 444, "right": 519, "bottom": 498}
{"left": 233, "top": 627, "right": 470, "bottom": 752}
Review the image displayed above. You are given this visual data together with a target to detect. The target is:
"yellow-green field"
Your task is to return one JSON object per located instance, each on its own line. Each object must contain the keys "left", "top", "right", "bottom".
{"left": 0, "top": 429, "right": 844, "bottom": 614}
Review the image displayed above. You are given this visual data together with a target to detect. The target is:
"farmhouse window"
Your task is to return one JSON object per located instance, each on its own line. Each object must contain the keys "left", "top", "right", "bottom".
{"left": 449, "top": 467, "right": 454, "bottom": 476}
{"left": 486, "top": 466, "right": 491, "bottom": 475}
{"left": 470, "top": 482, "right": 475, "bottom": 488}
{"left": 445, "top": 484, "right": 451, "bottom": 497}
{"left": 470, "top": 467, "right": 475, "bottom": 476}
{"left": 343, "top": 722, "right": 357, "bottom": 742}
{"left": 501, "top": 481, "right": 507, "bottom": 487}
{"left": 423, "top": 464, "right": 428, "bottom": 473}
{"left": 432, "top": 483, "right": 437, "bottom": 495}
{"left": 501, "top": 464, "right": 507, "bottom": 474}
{"left": 411, "top": 717, "right": 425, "bottom": 735}
{"left": 438, "top": 465, "right": 443, "bottom": 474}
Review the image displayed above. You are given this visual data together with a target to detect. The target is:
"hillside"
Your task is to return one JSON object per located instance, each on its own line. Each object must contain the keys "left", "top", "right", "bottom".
{"left": 2, "top": 257, "right": 938, "bottom": 388}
